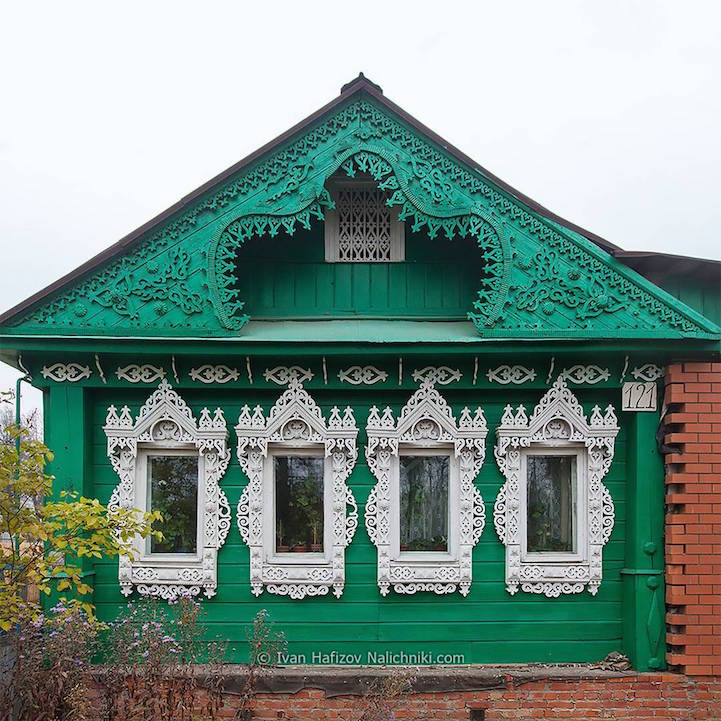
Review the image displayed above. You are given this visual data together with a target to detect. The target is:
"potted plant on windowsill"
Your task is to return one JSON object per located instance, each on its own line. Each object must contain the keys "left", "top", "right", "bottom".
{"left": 276, "top": 521, "right": 290, "bottom": 553}
{"left": 291, "top": 540, "right": 308, "bottom": 553}
{"left": 432, "top": 535, "right": 447, "bottom": 552}
{"left": 292, "top": 475, "right": 322, "bottom": 554}
{"left": 409, "top": 538, "right": 434, "bottom": 551}
{"left": 310, "top": 520, "right": 322, "bottom": 552}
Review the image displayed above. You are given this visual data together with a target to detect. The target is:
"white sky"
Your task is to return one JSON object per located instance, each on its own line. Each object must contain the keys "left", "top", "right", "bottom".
{"left": 2, "top": 0, "right": 720, "bottom": 417}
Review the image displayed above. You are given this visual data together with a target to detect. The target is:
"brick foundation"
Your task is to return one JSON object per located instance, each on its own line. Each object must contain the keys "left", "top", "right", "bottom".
{"left": 664, "top": 362, "right": 721, "bottom": 677}
{"left": 198, "top": 669, "right": 721, "bottom": 720}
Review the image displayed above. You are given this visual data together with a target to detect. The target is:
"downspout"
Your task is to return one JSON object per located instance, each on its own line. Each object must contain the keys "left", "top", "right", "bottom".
{"left": 14, "top": 373, "right": 32, "bottom": 453}
{"left": 13, "top": 372, "right": 32, "bottom": 578}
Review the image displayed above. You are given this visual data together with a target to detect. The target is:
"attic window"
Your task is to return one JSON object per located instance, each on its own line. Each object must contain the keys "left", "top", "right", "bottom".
{"left": 324, "top": 180, "right": 404, "bottom": 262}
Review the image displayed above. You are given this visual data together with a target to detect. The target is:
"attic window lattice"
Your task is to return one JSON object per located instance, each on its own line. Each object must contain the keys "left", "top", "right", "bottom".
{"left": 325, "top": 182, "right": 405, "bottom": 262}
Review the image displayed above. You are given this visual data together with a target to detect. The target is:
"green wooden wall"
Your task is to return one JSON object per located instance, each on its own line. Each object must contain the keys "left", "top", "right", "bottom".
{"left": 234, "top": 227, "right": 482, "bottom": 319}
{"left": 655, "top": 275, "right": 721, "bottom": 327}
{"left": 86, "top": 384, "right": 628, "bottom": 665}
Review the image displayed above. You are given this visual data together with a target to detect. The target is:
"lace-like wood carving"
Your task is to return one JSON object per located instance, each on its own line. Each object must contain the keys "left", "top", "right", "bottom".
{"left": 104, "top": 380, "right": 231, "bottom": 600}
{"left": 364, "top": 378, "right": 487, "bottom": 596}
{"left": 325, "top": 183, "right": 404, "bottom": 262}
{"left": 235, "top": 379, "right": 359, "bottom": 599}
{"left": 493, "top": 376, "right": 619, "bottom": 597}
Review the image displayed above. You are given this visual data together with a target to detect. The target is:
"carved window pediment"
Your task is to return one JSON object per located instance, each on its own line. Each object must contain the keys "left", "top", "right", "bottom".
{"left": 104, "top": 380, "right": 231, "bottom": 600}
{"left": 235, "top": 380, "right": 359, "bottom": 599}
{"left": 364, "top": 378, "right": 487, "bottom": 596}
{"left": 493, "top": 376, "right": 619, "bottom": 597}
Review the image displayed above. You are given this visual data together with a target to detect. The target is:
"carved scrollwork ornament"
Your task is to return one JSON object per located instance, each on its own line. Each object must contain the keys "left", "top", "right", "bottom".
{"left": 263, "top": 366, "right": 314, "bottom": 385}
{"left": 492, "top": 375, "right": 619, "bottom": 598}
{"left": 338, "top": 365, "right": 388, "bottom": 385}
{"left": 631, "top": 363, "right": 664, "bottom": 382}
{"left": 116, "top": 364, "right": 166, "bottom": 383}
{"left": 411, "top": 366, "right": 462, "bottom": 385}
{"left": 486, "top": 365, "right": 537, "bottom": 385}
{"left": 560, "top": 365, "right": 611, "bottom": 385}
{"left": 235, "top": 379, "right": 359, "bottom": 599}
{"left": 104, "top": 379, "right": 231, "bottom": 600}
{"left": 41, "top": 362, "right": 92, "bottom": 383}
{"left": 364, "top": 378, "right": 487, "bottom": 597}
{"left": 189, "top": 365, "right": 240, "bottom": 384}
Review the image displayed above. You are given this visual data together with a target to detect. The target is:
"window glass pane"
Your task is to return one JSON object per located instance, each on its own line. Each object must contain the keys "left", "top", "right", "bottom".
{"left": 526, "top": 455, "right": 577, "bottom": 553}
{"left": 399, "top": 455, "right": 449, "bottom": 552}
{"left": 274, "top": 456, "right": 324, "bottom": 553}
{"left": 148, "top": 455, "right": 198, "bottom": 554}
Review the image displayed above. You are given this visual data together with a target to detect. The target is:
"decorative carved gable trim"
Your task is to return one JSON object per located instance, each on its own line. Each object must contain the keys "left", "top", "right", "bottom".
{"left": 104, "top": 380, "right": 231, "bottom": 600}
{"left": 492, "top": 376, "right": 619, "bottom": 597}
{"left": 235, "top": 379, "right": 358, "bottom": 599}
{"left": 364, "top": 378, "right": 487, "bottom": 596}
{"left": 14, "top": 98, "right": 716, "bottom": 339}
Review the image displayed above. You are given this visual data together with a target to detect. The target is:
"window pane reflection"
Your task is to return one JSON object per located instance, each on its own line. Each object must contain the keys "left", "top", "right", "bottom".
{"left": 526, "top": 455, "right": 577, "bottom": 553}
{"left": 399, "top": 455, "right": 449, "bottom": 552}
{"left": 274, "top": 456, "right": 324, "bottom": 553}
{"left": 148, "top": 455, "right": 199, "bottom": 554}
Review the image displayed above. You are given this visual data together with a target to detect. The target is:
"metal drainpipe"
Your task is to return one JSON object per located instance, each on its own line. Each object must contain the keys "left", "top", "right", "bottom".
{"left": 14, "top": 374, "right": 32, "bottom": 453}
{"left": 13, "top": 373, "right": 33, "bottom": 570}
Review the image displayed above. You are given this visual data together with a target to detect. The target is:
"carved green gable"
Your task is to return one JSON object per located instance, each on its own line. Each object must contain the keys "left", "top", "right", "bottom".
{"left": 2, "top": 80, "right": 718, "bottom": 340}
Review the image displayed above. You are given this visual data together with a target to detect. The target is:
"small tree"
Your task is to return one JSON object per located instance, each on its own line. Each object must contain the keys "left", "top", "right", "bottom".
{"left": 0, "top": 391, "right": 161, "bottom": 630}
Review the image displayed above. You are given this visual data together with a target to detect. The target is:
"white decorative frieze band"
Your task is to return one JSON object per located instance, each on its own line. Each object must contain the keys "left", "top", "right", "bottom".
{"left": 116, "top": 364, "right": 166, "bottom": 383}
{"left": 486, "top": 365, "right": 537, "bottom": 385}
{"left": 41, "top": 362, "right": 92, "bottom": 383}
{"left": 631, "top": 363, "right": 663, "bottom": 382}
{"left": 560, "top": 365, "right": 610, "bottom": 385}
{"left": 411, "top": 366, "right": 462, "bottom": 385}
{"left": 189, "top": 364, "right": 240, "bottom": 384}
{"left": 338, "top": 365, "right": 388, "bottom": 385}
{"left": 263, "top": 366, "right": 314, "bottom": 385}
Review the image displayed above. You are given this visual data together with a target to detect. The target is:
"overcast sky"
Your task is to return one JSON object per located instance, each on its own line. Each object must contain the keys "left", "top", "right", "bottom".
{"left": 2, "top": 0, "right": 720, "bottom": 416}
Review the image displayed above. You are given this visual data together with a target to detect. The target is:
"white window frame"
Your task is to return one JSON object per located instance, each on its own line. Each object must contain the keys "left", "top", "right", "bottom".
{"left": 235, "top": 380, "right": 359, "bottom": 600}
{"left": 519, "top": 447, "right": 586, "bottom": 564}
{"left": 493, "top": 376, "right": 619, "bottom": 598}
{"left": 104, "top": 380, "right": 231, "bottom": 601}
{"left": 393, "top": 446, "right": 458, "bottom": 563}
{"left": 364, "top": 377, "right": 487, "bottom": 597}
{"left": 324, "top": 179, "right": 405, "bottom": 262}
{"left": 264, "top": 445, "right": 330, "bottom": 563}
{"left": 137, "top": 447, "right": 204, "bottom": 560}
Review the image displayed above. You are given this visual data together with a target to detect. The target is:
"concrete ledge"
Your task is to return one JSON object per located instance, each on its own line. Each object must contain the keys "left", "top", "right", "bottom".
{"left": 196, "top": 663, "right": 647, "bottom": 698}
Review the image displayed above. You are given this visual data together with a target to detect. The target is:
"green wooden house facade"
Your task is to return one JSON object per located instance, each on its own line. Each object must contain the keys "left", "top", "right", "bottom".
{"left": 1, "top": 74, "right": 719, "bottom": 672}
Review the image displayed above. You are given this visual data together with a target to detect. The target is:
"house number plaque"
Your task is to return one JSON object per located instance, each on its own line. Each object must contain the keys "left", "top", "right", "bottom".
{"left": 622, "top": 381, "right": 657, "bottom": 412}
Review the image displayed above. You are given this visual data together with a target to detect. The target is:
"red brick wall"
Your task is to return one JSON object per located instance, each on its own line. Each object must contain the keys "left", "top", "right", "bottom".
{"left": 664, "top": 362, "right": 721, "bottom": 676}
{"left": 229, "top": 674, "right": 720, "bottom": 720}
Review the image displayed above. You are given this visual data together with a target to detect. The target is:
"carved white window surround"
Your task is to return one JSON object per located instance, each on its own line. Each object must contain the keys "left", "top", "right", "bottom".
{"left": 324, "top": 180, "right": 405, "bottom": 262}
{"left": 492, "top": 376, "right": 619, "bottom": 598}
{"left": 364, "top": 379, "right": 487, "bottom": 597}
{"left": 235, "top": 380, "right": 359, "bottom": 599}
{"left": 104, "top": 380, "right": 231, "bottom": 600}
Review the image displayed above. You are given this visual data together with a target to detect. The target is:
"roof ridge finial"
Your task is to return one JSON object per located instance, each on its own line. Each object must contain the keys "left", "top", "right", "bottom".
{"left": 340, "top": 72, "right": 383, "bottom": 96}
